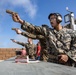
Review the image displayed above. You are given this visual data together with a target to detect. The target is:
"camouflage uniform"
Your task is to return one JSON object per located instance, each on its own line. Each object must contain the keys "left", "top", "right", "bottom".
{"left": 20, "top": 21, "right": 76, "bottom": 63}
{"left": 50, "top": 28, "right": 76, "bottom": 66}
{"left": 15, "top": 41, "right": 36, "bottom": 59}
{"left": 21, "top": 31, "right": 50, "bottom": 62}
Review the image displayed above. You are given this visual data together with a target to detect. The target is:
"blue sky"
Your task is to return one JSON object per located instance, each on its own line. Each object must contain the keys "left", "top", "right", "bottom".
{"left": 0, "top": 0, "right": 76, "bottom": 48}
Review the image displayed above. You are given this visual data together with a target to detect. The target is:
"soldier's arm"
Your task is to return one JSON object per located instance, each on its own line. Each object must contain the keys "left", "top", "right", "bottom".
{"left": 10, "top": 39, "right": 25, "bottom": 46}
{"left": 21, "top": 32, "right": 37, "bottom": 39}
{"left": 21, "top": 31, "right": 45, "bottom": 39}
{"left": 14, "top": 41, "right": 25, "bottom": 46}
{"left": 21, "top": 21, "right": 44, "bottom": 35}
{"left": 12, "top": 27, "right": 45, "bottom": 39}
{"left": 6, "top": 10, "right": 47, "bottom": 36}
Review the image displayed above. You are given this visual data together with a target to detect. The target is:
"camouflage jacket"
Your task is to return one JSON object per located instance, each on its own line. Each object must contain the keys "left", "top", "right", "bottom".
{"left": 16, "top": 41, "right": 36, "bottom": 56}
{"left": 21, "top": 21, "right": 76, "bottom": 62}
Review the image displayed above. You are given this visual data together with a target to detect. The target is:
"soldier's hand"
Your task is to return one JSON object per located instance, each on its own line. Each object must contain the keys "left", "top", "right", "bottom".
{"left": 12, "top": 13, "right": 24, "bottom": 24}
{"left": 58, "top": 54, "right": 68, "bottom": 63}
{"left": 15, "top": 29, "right": 22, "bottom": 34}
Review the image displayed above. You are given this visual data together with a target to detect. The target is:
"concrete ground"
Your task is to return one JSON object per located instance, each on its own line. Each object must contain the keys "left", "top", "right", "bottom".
{"left": 0, "top": 57, "right": 76, "bottom": 75}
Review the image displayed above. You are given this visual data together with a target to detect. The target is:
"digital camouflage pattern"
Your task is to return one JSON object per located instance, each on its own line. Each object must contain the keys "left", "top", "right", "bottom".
{"left": 15, "top": 41, "right": 36, "bottom": 59}
{"left": 52, "top": 28, "right": 76, "bottom": 62}
{"left": 21, "top": 21, "right": 76, "bottom": 62}
{"left": 21, "top": 31, "right": 50, "bottom": 62}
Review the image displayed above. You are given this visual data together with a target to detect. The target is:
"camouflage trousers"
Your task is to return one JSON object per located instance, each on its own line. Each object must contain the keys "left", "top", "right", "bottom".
{"left": 40, "top": 50, "right": 58, "bottom": 63}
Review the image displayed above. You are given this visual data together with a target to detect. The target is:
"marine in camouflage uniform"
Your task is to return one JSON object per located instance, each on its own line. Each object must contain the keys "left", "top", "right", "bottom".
{"left": 12, "top": 39, "right": 36, "bottom": 59}
{"left": 10, "top": 12, "right": 76, "bottom": 66}
{"left": 49, "top": 28, "right": 76, "bottom": 66}
{"left": 19, "top": 26, "right": 59, "bottom": 62}
{"left": 12, "top": 27, "right": 52, "bottom": 62}
{"left": 20, "top": 21, "right": 76, "bottom": 64}
{"left": 15, "top": 28, "right": 49, "bottom": 62}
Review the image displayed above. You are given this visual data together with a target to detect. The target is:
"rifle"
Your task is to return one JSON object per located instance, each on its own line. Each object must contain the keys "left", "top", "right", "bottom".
{"left": 6, "top": 10, "right": 17, "bottom": 15}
